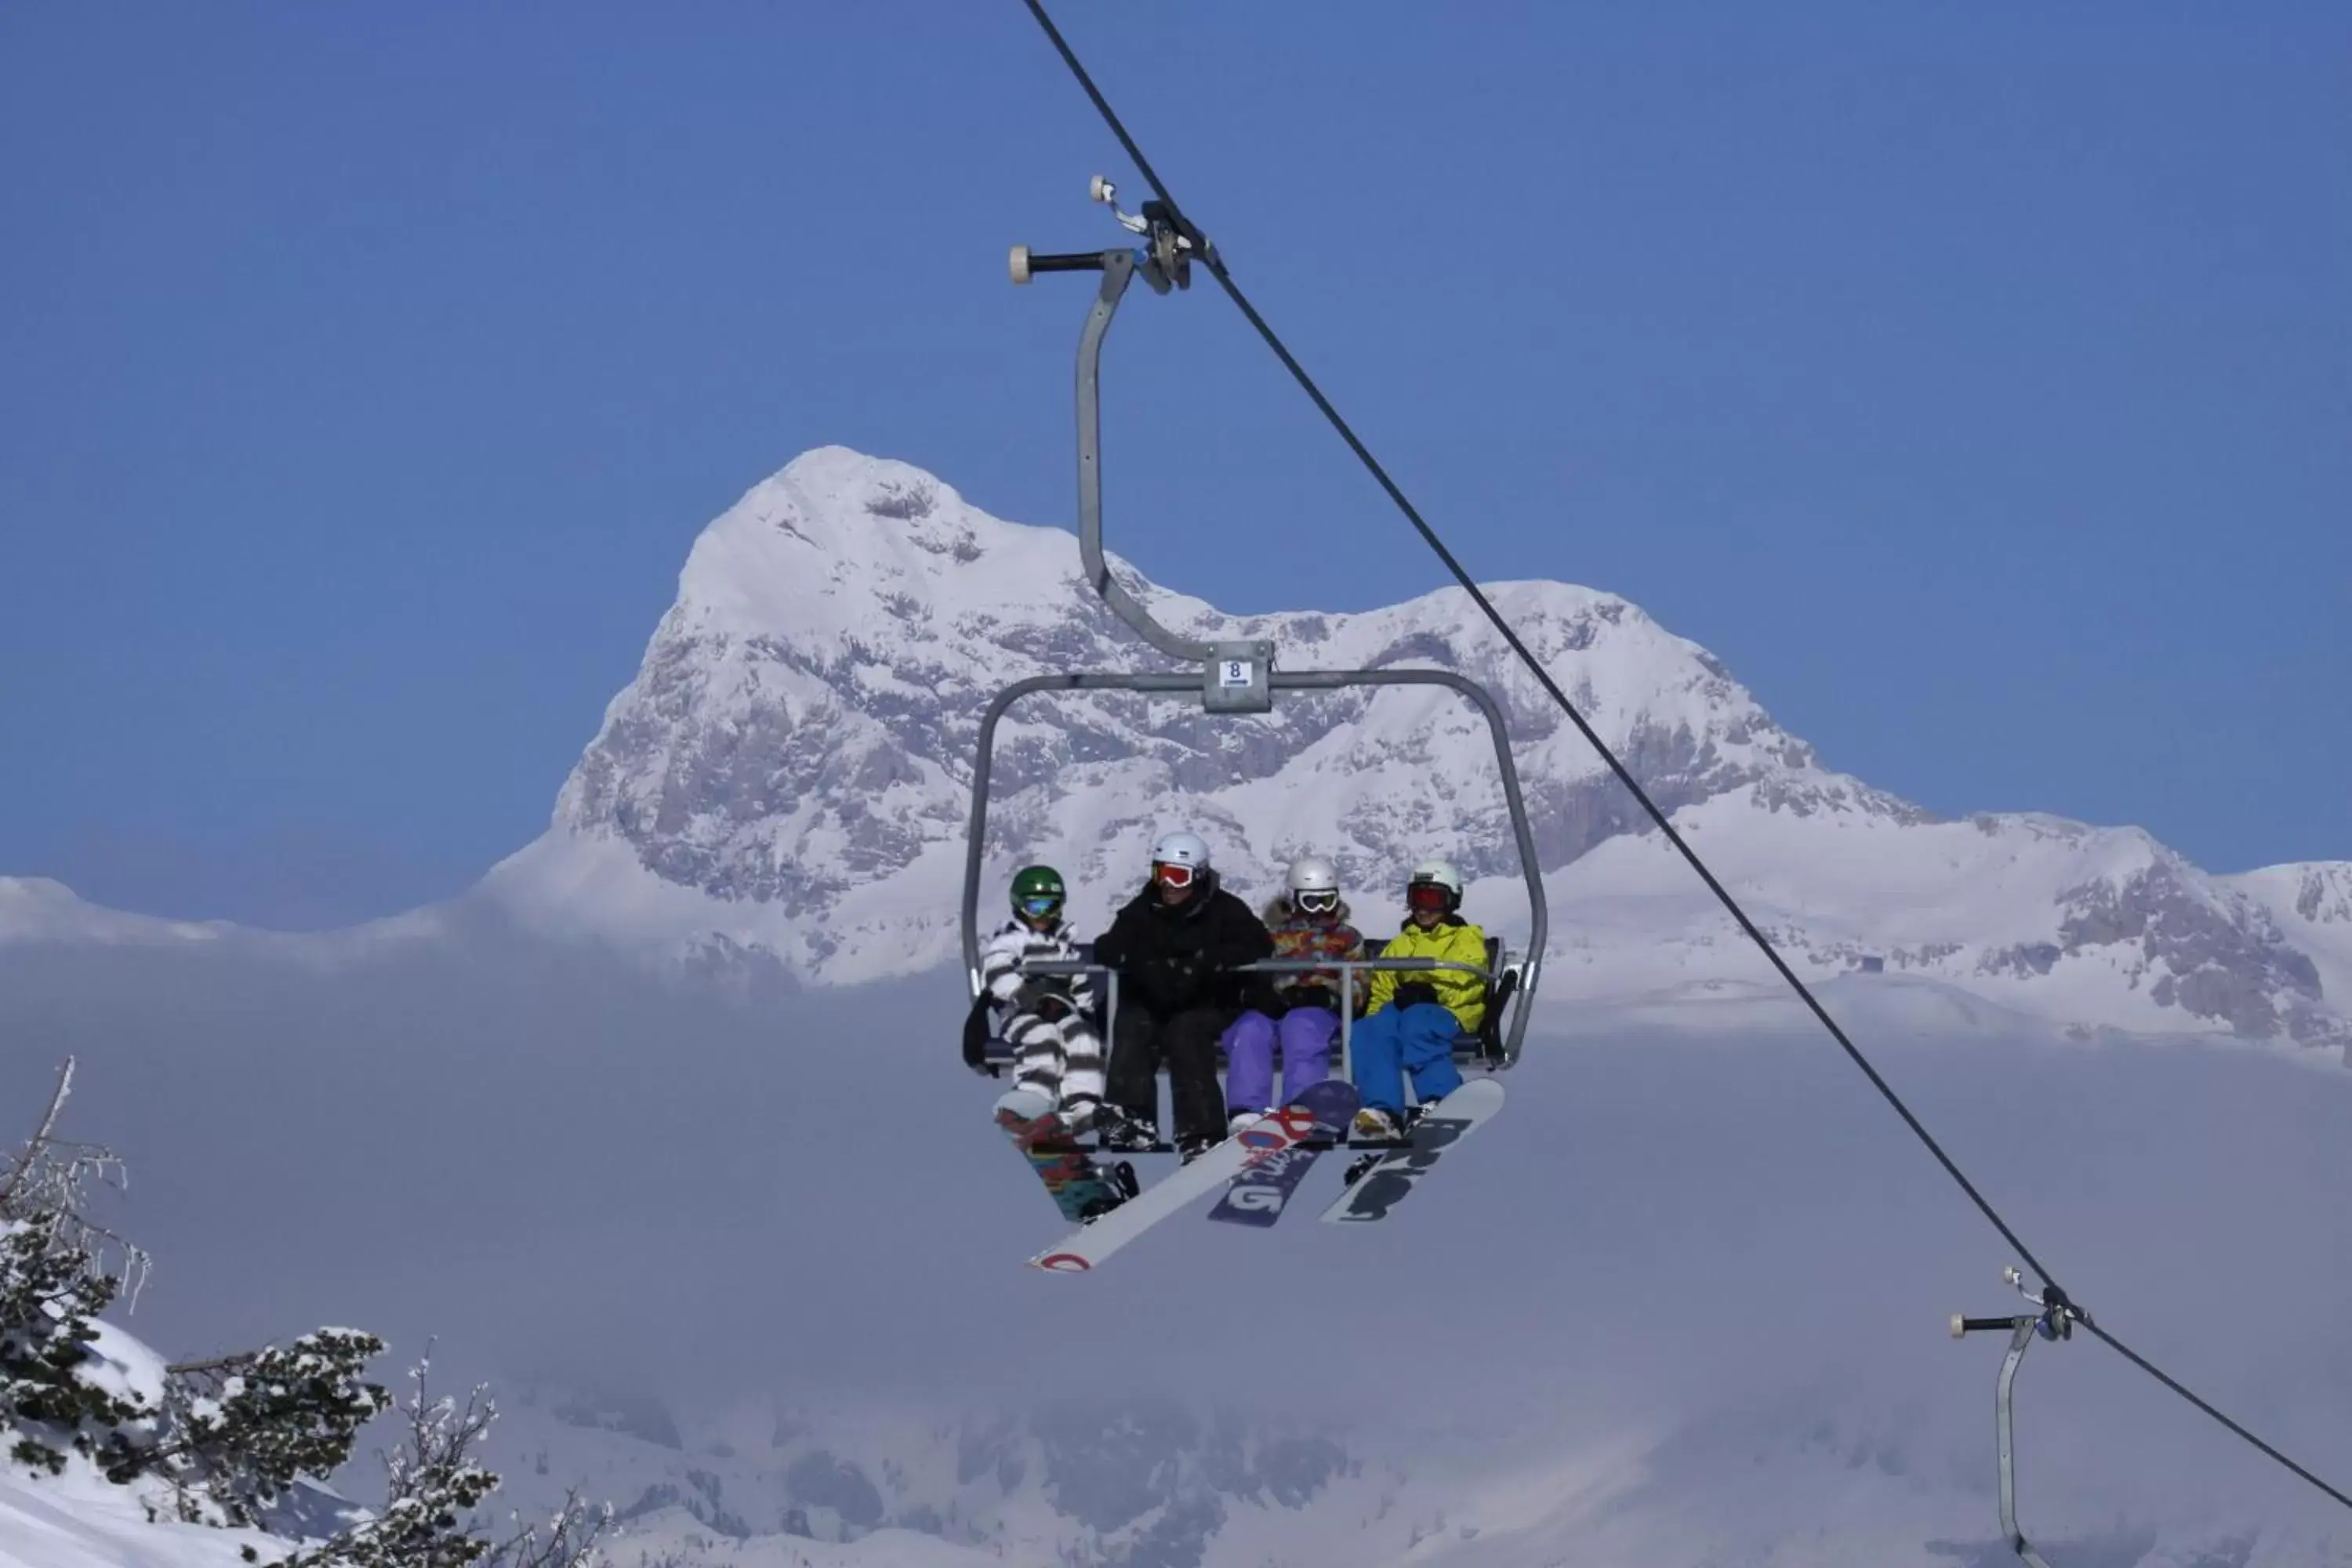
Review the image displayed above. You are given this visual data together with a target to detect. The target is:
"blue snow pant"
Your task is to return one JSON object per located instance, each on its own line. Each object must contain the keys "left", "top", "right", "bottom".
{"left": 1220, "top": 1005, "right": 1337, "bottom": 1113}
{"left": 1350, "top": 1003, "right": 1464, "bottom": 1116}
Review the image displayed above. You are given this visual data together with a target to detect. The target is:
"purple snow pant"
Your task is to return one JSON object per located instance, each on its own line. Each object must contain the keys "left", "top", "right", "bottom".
{"left": 1220, "top": 1005, "right": 1338, "bottom": 1113}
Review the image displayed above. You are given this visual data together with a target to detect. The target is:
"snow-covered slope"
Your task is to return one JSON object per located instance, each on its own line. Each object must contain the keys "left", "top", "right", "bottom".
{"left": 0, "top": 1321, "right": 284, "bottom": 1568}
{"left": 0, "top": 1466, "right": 278, "bottom": 1568}
{"left": 2, "top": 446, "right": 2343, "bottom": 1051}
{"left": 470, "top": 1378, "right": 2350, "bottom": 1568}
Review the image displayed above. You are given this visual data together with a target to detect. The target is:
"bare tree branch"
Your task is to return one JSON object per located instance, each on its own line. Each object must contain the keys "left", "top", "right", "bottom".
{"left": 163, "top": 1354, "right": 256, "bottom": 1379}
{"left": 0, "top": 1056, "right": 74, "bottom": 1212}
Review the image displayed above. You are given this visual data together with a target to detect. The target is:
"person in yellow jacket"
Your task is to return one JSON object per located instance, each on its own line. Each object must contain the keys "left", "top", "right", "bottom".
{"left": 1350, "top": 860, "right": 1486, "bottom": 1139}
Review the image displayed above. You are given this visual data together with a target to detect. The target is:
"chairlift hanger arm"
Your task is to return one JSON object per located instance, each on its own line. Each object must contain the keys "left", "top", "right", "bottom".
{"left": 1951, "top": 1270, "right": 2072, "bottom": 1568}
{"left": 1013, "top": 189, "right": 1212, "bottom": 665}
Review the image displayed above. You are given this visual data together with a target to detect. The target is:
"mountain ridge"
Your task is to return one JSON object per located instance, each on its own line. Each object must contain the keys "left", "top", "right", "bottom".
{"left": 5, "top": 446, "right": 2347, "bottom": 1052}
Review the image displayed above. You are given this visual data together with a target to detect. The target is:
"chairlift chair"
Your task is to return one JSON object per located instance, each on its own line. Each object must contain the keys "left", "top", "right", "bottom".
{"left": 962, "top": 180, "right": 1547, "bottom": 1089}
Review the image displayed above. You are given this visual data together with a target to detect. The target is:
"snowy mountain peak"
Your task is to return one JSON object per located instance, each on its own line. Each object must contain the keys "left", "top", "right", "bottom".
{"left": 669, "top": 448, "right": 1083, "bottom": 642}
{"left": 494, "top": 449, "right": 1904, "bottom": 982}
{"left": 467, "top": 448, "right": 2350, "bottom": 1051}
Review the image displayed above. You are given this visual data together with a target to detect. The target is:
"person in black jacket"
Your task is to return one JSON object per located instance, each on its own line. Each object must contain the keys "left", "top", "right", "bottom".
{"left": 1092, "top": 829, "right": 1274, "bottom": 1160}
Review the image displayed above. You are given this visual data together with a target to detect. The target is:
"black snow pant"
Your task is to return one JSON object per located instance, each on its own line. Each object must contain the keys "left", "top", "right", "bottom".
{"left": 1106, "top": 1000, "right": 1232, "bottom": 1146}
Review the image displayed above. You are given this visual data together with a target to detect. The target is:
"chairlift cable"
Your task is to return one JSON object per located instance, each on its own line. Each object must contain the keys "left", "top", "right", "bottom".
{"left": 1016, "top": 0, "right": 2352, "bottom": 1516}
{"left": 2082, "top": 1319, "right": 2352, "bottom": 1511}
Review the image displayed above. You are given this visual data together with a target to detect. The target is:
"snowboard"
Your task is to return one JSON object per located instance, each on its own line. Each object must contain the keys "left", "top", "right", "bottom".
{"left": 995, "top": 1089, "right": 1134, "bottom": 1225}
{"left": 1318, "top": 1078, "right": 1506, "bottom": 1226}
{"left": 1027, "top": 1100, "right": 1330, "bottom": 1272}
{"left": 1206, "top": 1080, "right": 1360, "bottom": 1229}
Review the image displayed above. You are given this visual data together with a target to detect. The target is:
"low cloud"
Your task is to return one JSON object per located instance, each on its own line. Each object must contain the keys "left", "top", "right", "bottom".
{"left": 4, "top": 938, "right": 2350, "bottom": 1552}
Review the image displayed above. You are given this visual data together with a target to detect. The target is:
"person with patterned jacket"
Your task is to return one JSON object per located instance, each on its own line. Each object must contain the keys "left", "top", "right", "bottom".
{"left": 967, "top": 864, "right": 1106, "bottom": 1133}
{"left": 1350, "top": 859, "right": 1486, "bottom": 1140}
{"left": 1217, "top": 856, "right": 1365, "bottom": 1131}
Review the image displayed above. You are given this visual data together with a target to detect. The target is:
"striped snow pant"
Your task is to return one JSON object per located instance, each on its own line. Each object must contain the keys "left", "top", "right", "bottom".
{"left": 1008, "top": 1000, "right": 1106, "bottom": 1124}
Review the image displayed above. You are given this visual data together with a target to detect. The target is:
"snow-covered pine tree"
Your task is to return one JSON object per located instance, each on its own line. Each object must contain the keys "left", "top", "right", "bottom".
{"left": 284, "top": 1354, "right": 608, "bottom": 1568}
{"left": 0, "top": 1209, "right": 145, "bottom": 1475}
{"left": 152, "top": 1330, "right": 392, "bottom": 1526}
{"left": 0, "top": 1058, "right": 152, "bottom": 1477}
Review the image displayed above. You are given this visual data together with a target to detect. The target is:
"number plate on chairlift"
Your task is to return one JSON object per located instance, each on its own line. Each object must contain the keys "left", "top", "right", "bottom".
{"left": 1203, "top": 641, "right": 1274, "bottom": 713}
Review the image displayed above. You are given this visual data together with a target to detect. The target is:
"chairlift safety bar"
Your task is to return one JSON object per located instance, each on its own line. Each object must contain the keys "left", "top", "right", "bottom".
{"left": 1009, "top": 956, "right": 1510, "bottom": 1078}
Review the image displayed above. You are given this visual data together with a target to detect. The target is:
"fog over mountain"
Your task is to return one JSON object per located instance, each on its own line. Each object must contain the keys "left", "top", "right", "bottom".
{"left": 4, "top": 931, "right": 2350, "bottom": 1564}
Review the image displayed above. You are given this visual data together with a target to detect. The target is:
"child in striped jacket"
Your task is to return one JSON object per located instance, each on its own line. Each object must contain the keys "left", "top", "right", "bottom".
{"left": 977, "top": 864, "right": 1106, "bottom": 1132}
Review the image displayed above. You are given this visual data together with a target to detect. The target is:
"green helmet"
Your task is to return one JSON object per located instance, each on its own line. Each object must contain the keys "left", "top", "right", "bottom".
{"left": 1010, "top": 864, "right": 1067, "bottom": 926}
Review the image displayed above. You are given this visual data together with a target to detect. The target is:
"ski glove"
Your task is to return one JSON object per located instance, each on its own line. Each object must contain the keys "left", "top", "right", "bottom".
{"left": 1391, "top": 981, "right": 1442, "bottom": 1013}
{"left": 1281, "top": 982, "right": 1337, "bottom": 1016}
{"left": 1022, "top": 987, "right": 1076, "bottom": 1022}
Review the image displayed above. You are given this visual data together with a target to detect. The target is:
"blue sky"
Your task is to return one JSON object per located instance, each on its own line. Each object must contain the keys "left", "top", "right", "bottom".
{"left": 2, "top": 3, "right": 2345, "bottom": 927}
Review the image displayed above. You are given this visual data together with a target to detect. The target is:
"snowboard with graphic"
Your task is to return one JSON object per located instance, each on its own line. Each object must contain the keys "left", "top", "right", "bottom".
{"left": 1027, "top": 1100, "right": 1330, "bottom": 1272}
{"left": 1318, "top": 1079, "right": 1505, "bottom": 1226}
{"left": 1206, "top": 1080, "right": 1360, "bottom": 1229}
{"left": 995, "top": 1088, "right": 1134, "bottom": 1225}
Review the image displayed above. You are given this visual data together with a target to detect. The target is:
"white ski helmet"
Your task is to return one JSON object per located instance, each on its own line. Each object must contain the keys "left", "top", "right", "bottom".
{"left": 1286, "top": 855, "right": 1340, "bottom": 912}
{"left": 1406, "top": 858, "right": 1464, "bottom": 913}
{"left": 1286, "top": 855, "right": 1338, "bottom": 895}
{"left": 1151, "top": 830, "right": 1211, "bottom": 887}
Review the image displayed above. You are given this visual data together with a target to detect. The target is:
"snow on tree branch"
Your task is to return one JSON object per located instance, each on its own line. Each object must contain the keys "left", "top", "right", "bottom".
{"left": 283, "top": 1352, "right": 609, "bottom": 1568}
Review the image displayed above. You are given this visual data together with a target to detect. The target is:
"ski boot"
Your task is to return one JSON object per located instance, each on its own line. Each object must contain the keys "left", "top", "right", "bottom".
{"left": 1094, "top": 1109, "right": 1159, "bottom": 1153}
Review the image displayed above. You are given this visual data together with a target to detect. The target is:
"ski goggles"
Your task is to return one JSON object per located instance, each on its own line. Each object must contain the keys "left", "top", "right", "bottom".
{"left": 1406, "top": 880, "right": 1454, "bottom": 912}
{"left": 1293, "top": 889, "right": 1338, "bottom": 914}
{"left": 1018, "top": 894, "right": 1063, "bottom": 919}
{"left": 1152, "top": 860, "right": 1197, "bottom": 890}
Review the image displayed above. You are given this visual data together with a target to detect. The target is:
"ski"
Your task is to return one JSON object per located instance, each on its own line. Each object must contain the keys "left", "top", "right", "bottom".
{"left": 1317, "top": 1078, "right": 1506, "bottom": 1226}
{"left": 1206, "top": 1080, "right": 1360, "bottom": 1229}
{"left": 995, "top": 1089, "right": 1135, "bottom": 1225}
{"left": 1027, "top": 1101, "right": 1326, "bottom": 1272}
